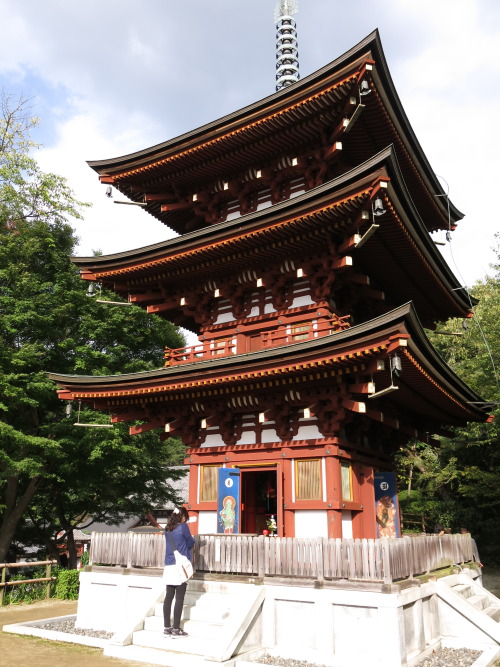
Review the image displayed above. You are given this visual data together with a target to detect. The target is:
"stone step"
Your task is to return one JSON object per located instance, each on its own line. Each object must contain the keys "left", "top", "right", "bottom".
{"left": 132, "top": 628, "right": 222, "bottom": 658}
{"left": 484, "top": 605, "right": 500, "bottom": 623}
{"left": 155, "top": 601, "right": 232, "bottom": 622}
{"left": 451, "top": 583, "right": 474, "bottom": 599}
{"left": 467, "top": 594, "right": 490, "bottom": 611}
{"left": 144, "top": 614, "right": 225, "bottom": 638}
{"left": 105, "top": 642, "right": 213, "bottom": 667}
{"left": 187, "top": 579, "right": 254, "bottom": 594}
{"left": 184, "top": 590, "right": 243, "bottom": 607}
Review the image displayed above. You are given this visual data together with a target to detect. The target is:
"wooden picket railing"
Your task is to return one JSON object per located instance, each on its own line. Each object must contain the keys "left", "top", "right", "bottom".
{"left": 89, "top": 533, "right": 478, "bottom": 585}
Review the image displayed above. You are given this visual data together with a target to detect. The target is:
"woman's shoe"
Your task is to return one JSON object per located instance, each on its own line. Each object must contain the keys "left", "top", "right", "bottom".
{"left": 171, "top": 628, "right": 188, "bottom": 637}
{"left": 163, "top": 627, "right": 173, "bottom": 636}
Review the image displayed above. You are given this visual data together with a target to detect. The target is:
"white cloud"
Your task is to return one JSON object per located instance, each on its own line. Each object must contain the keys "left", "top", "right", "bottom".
{"left": 37, "top": 113, "right": 176, "bottom": 256}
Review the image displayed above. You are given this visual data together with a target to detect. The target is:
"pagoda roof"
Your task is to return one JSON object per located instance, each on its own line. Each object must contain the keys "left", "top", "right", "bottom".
{"left": 74, "top": 147, "right": 472, "bottom": 325}
{"left": 87, "top": 31, "right": 460, "bottom": 236}
{"left": 48, "top": 303, "right": 490, "bottom": 429}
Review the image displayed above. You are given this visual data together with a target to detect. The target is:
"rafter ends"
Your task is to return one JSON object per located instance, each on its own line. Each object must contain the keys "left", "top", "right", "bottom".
{"left": 365, "top": 359, "right": 385, "bottom": 373}
{"left": 349, "top": 382, "right": 375, "bottom": 394}
{"left": 129, "top": 419, "right": 163, "bottom": 435}
{"left": 333, "top": 256, "right": 353, "bottom": 270}
{"left": 342, "top": 399, "right": 366, "bottom": 413}
{"left": 99, "top": 176, "right": 114, "bottom": 184}
{"left": 338, "top": 234, "right": 360, "bottom": 254}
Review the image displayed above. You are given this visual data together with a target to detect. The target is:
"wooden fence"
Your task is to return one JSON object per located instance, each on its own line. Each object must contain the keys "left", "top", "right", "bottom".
{"left": 89, "top": 533, "right": 478, "bottom": 584}
{"left": 0, "top": 560, "right": 57, "bottom": 605}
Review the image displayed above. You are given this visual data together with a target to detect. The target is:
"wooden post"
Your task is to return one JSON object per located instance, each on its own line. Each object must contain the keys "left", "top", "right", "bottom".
{"left": 316, "top": 537, "right": 324, "bottom": 583}
{"left": 0, "top": 564, "right": 6, "bottom": 605}
{"left": 45, "top": 560, "right": 52, "bottom": 599}
{"left": 126, "top": 532, "right": 133, "bottom": 569}
{"left": 257, "top": 535, "right": 265, "bottom": 578}
{"left": 381, "top": 538, "right": 392, "bottom": 584}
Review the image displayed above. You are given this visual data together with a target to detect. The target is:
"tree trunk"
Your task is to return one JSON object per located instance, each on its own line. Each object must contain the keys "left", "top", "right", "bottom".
{"left": 0, "top": 475, "right": 41, "bottom": 562}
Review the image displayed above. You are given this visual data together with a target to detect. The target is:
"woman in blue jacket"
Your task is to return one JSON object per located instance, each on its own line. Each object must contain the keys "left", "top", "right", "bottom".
{"left": 163, "top": 506, "right": 195, "bottom": 637}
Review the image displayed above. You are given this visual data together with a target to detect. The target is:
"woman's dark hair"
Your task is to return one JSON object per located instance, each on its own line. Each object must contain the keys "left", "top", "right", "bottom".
{"left": 166, "top": 506, "right": 189, "bottom": 532}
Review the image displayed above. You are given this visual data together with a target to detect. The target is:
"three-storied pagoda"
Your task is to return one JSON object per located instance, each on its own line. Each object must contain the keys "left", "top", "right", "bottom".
{"left": 49, "top": 30, "right": 491, "bottom": 539}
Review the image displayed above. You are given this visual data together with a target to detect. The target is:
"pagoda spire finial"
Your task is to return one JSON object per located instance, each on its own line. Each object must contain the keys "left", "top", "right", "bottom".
{"left": 274, "top": 0, "right": 300, "bottom": 91}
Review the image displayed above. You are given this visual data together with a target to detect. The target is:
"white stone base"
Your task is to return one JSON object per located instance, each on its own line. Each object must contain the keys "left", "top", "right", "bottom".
{"left": 5, "top": 568, "right": 498, "bottom": 667}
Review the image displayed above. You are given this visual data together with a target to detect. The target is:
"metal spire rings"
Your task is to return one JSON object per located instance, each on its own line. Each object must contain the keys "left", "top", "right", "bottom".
{"left": 274, "top": 0, "right": 300, "bottom": 92}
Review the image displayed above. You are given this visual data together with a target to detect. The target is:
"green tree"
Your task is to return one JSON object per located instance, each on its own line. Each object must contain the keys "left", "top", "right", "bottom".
{"left": 397, "top": 247, "right": 500, "bottom": 559}
{"left": 0, "top": 94, "right": 185, "bottom": 563}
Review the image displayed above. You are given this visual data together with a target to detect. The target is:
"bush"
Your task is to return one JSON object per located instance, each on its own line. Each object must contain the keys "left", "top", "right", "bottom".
{"left": 54, "top": 569, "right": 80, "bottom": 600}
{"left": 2, "top": 567, "right": 48, "bottom": 605}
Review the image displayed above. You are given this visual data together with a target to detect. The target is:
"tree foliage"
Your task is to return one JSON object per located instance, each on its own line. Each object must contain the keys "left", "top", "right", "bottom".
{"left": 397, "top": 242, "right": 500, "bottom": 561}
{"left": 0, "top": 94, "right": 186, "bottom": 564}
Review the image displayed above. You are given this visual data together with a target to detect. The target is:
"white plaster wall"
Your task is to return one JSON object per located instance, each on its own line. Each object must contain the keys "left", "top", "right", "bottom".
{"left": 332, "top": 603, "right": 379, "bottom": 663}
{"left": 261, "top": 583, "right": 434, "bottom": 667}
{"left": 294, "top": 510, "right": 328, "bottom": 538}
{"left": 213, "top": 311, "right": 234, "bottom": 324}
{"left": 235, "top": 430, "right": 257, "bottom": 445}
{"left": 198, "top": 511, "right": 217, "bottom": 534}
{"left": 290, "top": 294, "right": 314, "bottom": 308}
{"left": 341, "top": 510, "right": 353, "bottom": 538}
{"left": 292, "top": 424, "right": 323, "bottom": 440}
{"left": 76, "top": 571, "right": 163, "bottom": 632}
{"left": 261, "top": 427, "right": 278, "bottom": 443}
{"left": 201, "top": 433, "right": 225, "bottom": 447}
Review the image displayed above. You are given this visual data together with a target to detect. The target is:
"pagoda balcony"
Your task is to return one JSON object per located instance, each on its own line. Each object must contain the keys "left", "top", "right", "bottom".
{"left": 164, "top": 316, "right": 350, "bottom": 366}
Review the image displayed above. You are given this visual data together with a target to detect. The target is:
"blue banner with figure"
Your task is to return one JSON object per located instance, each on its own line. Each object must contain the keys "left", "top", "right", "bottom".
{"left": 374, "top": 472, "right": 400, "bottom": 538}
{"left": 217, "top": 468, "right": 240, "bottom": 534}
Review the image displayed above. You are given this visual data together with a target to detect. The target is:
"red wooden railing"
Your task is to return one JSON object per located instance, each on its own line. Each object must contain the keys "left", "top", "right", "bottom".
{"left": 164, "top": 316, "right": 351, "bottom": 367}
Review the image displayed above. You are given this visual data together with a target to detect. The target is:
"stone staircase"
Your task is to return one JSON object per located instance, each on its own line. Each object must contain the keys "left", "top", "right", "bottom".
{"left": 437, "top": 572, "right": 500, "bottom": 650}
{"left": 104, "top": 578, "right": 266, "bottom": 667}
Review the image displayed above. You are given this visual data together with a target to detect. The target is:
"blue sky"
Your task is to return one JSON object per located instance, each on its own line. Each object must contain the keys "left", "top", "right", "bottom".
{"left": 1, "top": 0, "right": 499, "bottom": 291}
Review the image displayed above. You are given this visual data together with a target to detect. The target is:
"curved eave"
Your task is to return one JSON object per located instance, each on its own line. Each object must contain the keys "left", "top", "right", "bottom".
{"left": 363, "top": 34, "right": 462, "bottom": 225}
{"left": 88, "top": 30, "right": 459, "bottom": 230}
{"left": 73, "top": 147, "right": 472, "bottom": 319}
{"left": 48, "top": 303, "right": 488, "bottom": 424}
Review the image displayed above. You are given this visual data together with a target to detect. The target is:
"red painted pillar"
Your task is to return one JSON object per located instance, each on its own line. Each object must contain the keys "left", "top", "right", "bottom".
{"left": 353, "top": 465, "right": 376, "bottom": 539}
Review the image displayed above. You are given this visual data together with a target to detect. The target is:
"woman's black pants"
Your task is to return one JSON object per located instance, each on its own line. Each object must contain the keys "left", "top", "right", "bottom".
{"left": 163, "top": 582, "right": 187, "bottom": 629}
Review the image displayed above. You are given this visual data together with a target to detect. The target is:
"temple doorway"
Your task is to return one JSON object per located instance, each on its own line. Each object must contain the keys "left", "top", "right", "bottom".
{"left": 240, "top": 468, "right": 278, "bottom": 534}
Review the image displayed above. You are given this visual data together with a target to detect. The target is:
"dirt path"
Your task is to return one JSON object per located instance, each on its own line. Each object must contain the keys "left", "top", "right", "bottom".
{"left": 0, "top": 600, "right": 159, "bottom": 667}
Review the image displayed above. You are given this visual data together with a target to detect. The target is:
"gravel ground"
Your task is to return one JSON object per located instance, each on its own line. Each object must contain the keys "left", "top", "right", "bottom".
{"left": 256, "top": 647, "right": 483, "bottom": 667}
{"left": 257, "top": 659, "right": 329, "bottom": 667}
{"left": 416, "top": 647, "right": 481, "bottom": 666}
{"left": 36, "top": 617, "right": 113, "bottom": 640}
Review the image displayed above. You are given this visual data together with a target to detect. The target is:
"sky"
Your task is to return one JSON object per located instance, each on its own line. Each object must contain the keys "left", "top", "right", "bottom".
{"left": 1, "top": 0, "right": 499, "bottom": 294}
